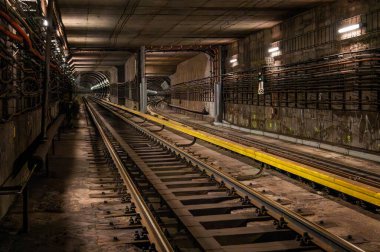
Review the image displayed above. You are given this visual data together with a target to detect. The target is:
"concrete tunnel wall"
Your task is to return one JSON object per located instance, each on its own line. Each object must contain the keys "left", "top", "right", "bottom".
{"left": 111, "top": 52, "right": 214, "bottom": 115}
{"left": 221, "top": 0, "right": 380, "bottom": 152}
{"left": 108, "top": 55, "right": 139, "bottom": 109}
{"left": 225, "top": 0, "right": 380, "bottom": 71}
{"left": 124, "top": 55, "right": 139, "bottom": 109}
{"left": 0, "top": 102, "right": 60, "bottom": 218}
{"left": 104, "top": 0, "right": 379, "bottom": 151}
{"left": 108, "top": 67, "right": 119, "bottom": 105}
{"left": 170, "top": 53, "right": 215, "bottom": 117}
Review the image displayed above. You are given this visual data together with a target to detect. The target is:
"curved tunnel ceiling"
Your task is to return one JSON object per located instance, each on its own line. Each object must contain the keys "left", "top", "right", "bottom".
{"left": 78, "top": 72, "right": 110, "bottom": 91}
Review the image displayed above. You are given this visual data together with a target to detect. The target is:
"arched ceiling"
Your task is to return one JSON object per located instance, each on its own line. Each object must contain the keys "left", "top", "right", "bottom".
{"left": 77, "top": 71, "right": 110, "bottom": 90}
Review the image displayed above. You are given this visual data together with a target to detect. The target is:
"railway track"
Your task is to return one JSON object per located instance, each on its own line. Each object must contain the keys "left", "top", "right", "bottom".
{"left": 85, "top": 97, "right": 364, "bottom": 252}
{"left": 85, "top": 99, "right": 174, "bottom": 251}
{"left": 149, "top": 103, "right": 380, "bottom": 193}
{"left": 85, "top": 128, "right": 156, "bottom": 250}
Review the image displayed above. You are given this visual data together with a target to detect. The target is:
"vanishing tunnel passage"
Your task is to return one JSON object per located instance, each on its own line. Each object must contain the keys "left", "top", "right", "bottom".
{"left": 1, "top": 0, "right": 380, "bottom": 251}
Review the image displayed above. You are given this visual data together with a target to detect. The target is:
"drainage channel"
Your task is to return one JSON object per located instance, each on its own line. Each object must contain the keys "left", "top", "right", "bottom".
{"left": 87, "top": 97, "right": 365, "bottom": 252}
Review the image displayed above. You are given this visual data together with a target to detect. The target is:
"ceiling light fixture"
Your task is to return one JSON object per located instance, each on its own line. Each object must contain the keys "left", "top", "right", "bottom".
{"left": 229, "top": 58, "right": 237, "bottom": 63}
{"left": 338, "top": 23, "right": 360, "bottom": 33}
{"left": 268, "top": 47, "right": 279, "bottom": 53}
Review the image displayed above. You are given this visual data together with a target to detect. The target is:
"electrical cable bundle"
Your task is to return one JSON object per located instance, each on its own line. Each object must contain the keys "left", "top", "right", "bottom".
{"left": 0, "top": 0, "right": 73, "bottom": 122}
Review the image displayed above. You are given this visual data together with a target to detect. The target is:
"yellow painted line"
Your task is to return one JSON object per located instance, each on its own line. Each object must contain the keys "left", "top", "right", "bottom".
{"left": 100, "top": 99, "right": 380, "bottom": 206}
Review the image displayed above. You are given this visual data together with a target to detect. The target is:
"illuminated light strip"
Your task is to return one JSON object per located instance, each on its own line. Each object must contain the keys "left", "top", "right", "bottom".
{"left": 99, "top": 99, "right": 380, "bottom": 207}
{"left": 268, "top": 47, "right": 279, "bottom": 53}
{"left": 338, "top": 24, "right": 360, "bottom": 33}
{"left": 229, "top": 58, "right": 237, "bottom": 63}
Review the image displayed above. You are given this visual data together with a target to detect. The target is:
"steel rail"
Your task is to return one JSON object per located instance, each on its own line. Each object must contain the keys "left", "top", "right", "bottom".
{"left": 149, "top": 105, "right": 380, "bottom": 188}
{"left": 91, "top": 97, "right": 365, "bottom": 252}
{"left": 92, "top": 97, "right": 380, "bottom": 207}
{"left": 151, "top": 103, "right": 380, "bottom": 190}
{"left": 151, "top": 104, "right": 380, "bottom": 186}
{"left": 84, "top": 99, "right": 174, "bottom": 252}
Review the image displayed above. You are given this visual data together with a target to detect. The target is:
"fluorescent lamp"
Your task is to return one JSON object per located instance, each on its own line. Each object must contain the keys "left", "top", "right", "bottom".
{"left": 230, "top": 58, "right": 237, "bottom": 63}
{"left": 338, "top": 24, "right": 360, "bottom": 33}
{"left": 43, "top": 19, "right": 48, "bottom": 27}
{"left": 268, "top": 47, "right": 279, "bottom": 53}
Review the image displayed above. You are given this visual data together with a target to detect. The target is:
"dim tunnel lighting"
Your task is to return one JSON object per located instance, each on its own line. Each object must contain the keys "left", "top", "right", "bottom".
{"left": 338, "top": 23, "right": 360, "bottom": 33}
{"left": 268, "top": 47, "right": 279, "bottom": 53}
{"left": 229, "top": 58, "right": 237, "bottom": 63}
{"left": 43, "top": 19, "right": 48, "bottom": 27}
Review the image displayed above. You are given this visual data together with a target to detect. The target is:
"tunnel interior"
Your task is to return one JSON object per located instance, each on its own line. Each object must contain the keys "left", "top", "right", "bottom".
{"left": 1, "top": 0, "right": 380, "bottom": 251}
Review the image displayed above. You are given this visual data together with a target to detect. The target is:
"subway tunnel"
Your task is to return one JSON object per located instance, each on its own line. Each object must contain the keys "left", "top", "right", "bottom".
{"left": 1, "top": 0, "right": 380, "bottom": 251}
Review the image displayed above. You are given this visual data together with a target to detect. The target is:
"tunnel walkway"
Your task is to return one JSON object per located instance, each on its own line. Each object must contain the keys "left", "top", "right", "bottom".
{"left": 0, "top": 104, "right": 139, "bottom": 252}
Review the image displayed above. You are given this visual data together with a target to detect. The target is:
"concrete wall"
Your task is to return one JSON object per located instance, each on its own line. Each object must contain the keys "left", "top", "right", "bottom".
{"left": 226, "top": 0, "right": 380, "bottom": 70}
{"left": 0, "top": 102, "right": 60, "bottom": 218}
{"left": 125, "top": 55, "right": 137, "bottom": 82}
{"left": 170, "top": 53, "right": 211, "bottom": 85}
{"left": 224, "top": 104, "right": 380, "bottom": 151}
{"left": 108, "top": 55, "right": 139, "bottom": 109}
{"left": 108, "top": 67, "right": 118, "bottom": 84}
{"left": 170, "top": 53, "right": 215, "bottom": 117}
{"left": 223, "top": 0, "right": 380, "bottom": 151}
{"left": 124, "top": 55, "right": 139, "bottom": 109}
{"left": 115, "top": 53, "right": 214, "bottom": 112}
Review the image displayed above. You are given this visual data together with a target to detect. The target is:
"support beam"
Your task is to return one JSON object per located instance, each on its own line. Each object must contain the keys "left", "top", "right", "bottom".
{"left": 128, "top": 81, "right": 132, "bottom": 100}
{"left": 139, "top": 46, "right": 147, "bottom": 113}
{"left": 22, "top": 186, "right": 28, "bottom": 233}
{"left": 215, "top": 83, "right": 222, "bottom": 122}
{"left": 214, "top": 46, "right": 224, "bottom": 123}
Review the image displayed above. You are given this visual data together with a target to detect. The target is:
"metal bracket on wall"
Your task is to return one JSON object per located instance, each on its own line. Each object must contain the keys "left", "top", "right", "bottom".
{"left": 176, "top": 137, "right": 197, "bottom": 147}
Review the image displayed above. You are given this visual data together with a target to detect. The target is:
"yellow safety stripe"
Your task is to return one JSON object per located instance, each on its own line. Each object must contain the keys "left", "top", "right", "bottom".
{"left": 102, "top": 100, "right": 380, "bottom": 206}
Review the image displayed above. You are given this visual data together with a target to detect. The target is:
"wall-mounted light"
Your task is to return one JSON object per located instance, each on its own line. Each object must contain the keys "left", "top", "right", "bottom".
{"left": 268, "top": 47, "right": 279, "bottom": 53}
{"left": 338, "top": 23, "right": 360, "bottom": 33}
{"left": 229, "top": 54, "right": 238, "bottom": 67}
{"left": 43, "top": 19, "right": 48, "bottom": 27}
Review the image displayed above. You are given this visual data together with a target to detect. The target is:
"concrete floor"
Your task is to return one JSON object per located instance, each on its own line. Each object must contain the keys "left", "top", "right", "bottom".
{"left": 0, "top": 106, "right": 140, "bottom": 252}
